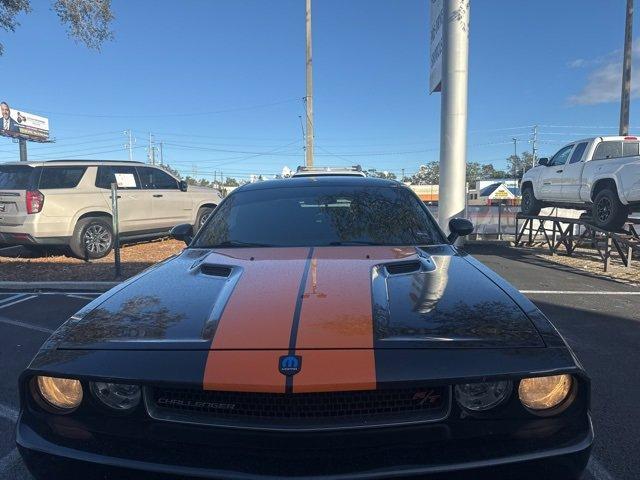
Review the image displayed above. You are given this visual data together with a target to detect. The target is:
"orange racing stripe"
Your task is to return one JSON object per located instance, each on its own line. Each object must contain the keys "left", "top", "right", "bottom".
{"left": 203, "top": 247, "right": 310, "bottom": 392}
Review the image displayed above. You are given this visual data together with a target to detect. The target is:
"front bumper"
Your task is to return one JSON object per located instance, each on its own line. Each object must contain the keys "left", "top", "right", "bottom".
{"left": 17, "top": 407, "right": 593, "bottom": 479}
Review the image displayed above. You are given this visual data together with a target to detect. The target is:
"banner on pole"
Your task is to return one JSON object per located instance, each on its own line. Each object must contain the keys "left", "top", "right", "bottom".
{"left": 429, "top": 0, "right": 444, "bottom": 93}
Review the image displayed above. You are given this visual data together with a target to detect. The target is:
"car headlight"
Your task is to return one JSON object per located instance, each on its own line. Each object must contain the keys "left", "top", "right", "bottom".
{"left": 35, "top": 376, "right": 83, "bottom": 413}
{"left": 90, "top": 382, "right": 141, "bottom": 411}
{"left": 518, "top": 374, "right": 574, "bottom": 413}
{"left": 455, "top": 380, "right": 512, "bottom": 411}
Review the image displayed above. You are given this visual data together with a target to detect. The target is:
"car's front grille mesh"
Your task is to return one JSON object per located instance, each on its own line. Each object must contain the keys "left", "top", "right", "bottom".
{"left": 147, "top": 385, "right": 449, "bottom": 430}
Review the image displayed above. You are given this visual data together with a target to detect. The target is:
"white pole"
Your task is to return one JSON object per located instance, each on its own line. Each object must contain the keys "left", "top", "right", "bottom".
{"left": 438, "top": 0, "right": 469, "bottom": 236}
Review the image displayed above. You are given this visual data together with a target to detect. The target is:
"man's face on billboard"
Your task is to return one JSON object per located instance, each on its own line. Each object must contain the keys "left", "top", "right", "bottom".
{"left": 0, "top": 104, "right": 9, "bottom": 119}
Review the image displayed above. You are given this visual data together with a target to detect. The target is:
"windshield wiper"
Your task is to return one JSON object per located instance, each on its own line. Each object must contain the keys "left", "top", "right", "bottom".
{"left": 205, "top": 240, "right": 275, "bottom": 248}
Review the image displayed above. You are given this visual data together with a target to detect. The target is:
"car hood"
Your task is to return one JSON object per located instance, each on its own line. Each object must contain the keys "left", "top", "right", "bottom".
{"left": 52, "top": 246, "right": 543, "bottom": 352}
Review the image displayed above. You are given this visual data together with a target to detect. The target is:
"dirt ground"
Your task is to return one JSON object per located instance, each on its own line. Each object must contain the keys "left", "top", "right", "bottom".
{"left": 0, "top": 238, "right": 185, "bottom": 281}
{"left": 532, "top": 248, "right": 640, "bottom": 286}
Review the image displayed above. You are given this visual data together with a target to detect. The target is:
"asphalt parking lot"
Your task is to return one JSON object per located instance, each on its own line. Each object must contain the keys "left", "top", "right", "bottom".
{"left": 0, "top": 245, "right": 638, "bottom": 479}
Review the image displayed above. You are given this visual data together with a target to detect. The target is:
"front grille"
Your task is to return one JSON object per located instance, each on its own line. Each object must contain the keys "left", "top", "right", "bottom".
{"left": 145, "top": 385, "right": 450, "bottom": 431}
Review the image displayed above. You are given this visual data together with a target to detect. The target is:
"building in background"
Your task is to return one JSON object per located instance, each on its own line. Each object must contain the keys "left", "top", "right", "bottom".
{"left": 468, "top": 179, "right": 521, "bottom": 206}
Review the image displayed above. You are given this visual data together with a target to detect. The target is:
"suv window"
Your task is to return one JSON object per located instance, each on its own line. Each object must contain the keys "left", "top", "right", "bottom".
{"left": 0, "top": 165, "right": 37, "bottom": 189}
{"left": 550, "top": 145, "right": 574, "bottom": 166}
{"left": 622, "top": 141, "right": 639, "bottom": 157}
{"left": 95, "top": 166, "right": 140, "bottom": 190}
{"left": 593, "top": 141, "right": 622, "bottom": 160}
{"left": 38, "top": 166, "right": 87, "bottom": 189}
{"left": 137, "top": 167, "right": 179, "bottom": 190}
{"left": 569, "top": 142, "right": 588, "bottom": 164}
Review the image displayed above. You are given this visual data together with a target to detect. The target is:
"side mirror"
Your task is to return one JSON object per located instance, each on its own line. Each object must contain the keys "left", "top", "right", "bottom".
{"left": 170, "top": 223, "right": 194, "bottom": 245}
{"left": 179, "top": 180, "right": 188, "bottom": 192}
{"left": 538, "top": 157, "right": 549, "bottom": 166}
{"left": 447, "top": 218, "right": 474, "bottom": 243}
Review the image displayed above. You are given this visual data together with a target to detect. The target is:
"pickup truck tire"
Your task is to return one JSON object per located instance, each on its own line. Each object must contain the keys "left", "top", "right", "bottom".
{"left": 69, "top": 217, "right": 114, "bottom": 260}
{"left": 521, "top": 185, "right": 542, "bottom": 216}
{"left": 592, "top": 188, "right": 628, "bottom": 231}
{"left": 195, "top": 206, "right": 214, "bottom": 231}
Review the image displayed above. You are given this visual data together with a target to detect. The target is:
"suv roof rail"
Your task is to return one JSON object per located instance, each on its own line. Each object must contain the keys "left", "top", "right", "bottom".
{"left": 295, "top": 165, "right": 363, "bottom": 173}
{"left": 44, "top": 159, "right": 146, "bottom": 164}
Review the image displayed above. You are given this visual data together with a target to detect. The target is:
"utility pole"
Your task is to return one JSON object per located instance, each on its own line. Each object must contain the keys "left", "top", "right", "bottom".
{"left": 512, "top": 137, "right": 518, "bottom": 180}
{"left": 401, "top": 168, "right": 405, "bottom": 182}
{"left": 437, "top": 0, "right": 470, "bottom": 236}
{"left": 620, "top": 0, "right": 634, "bottom": 136}
{"left": 147, "top": 133, "right": 155, "bottom": 165}
{"left": 159, "top": 141, "right": 164, "bottom": 165}
{"left": 531, "top": 125, "right": 538, "bottom": 168}
{"left": 305, "top": 0, "right": 314, "bottom": 167}
{"left": 124, "top": 130, "right": 135, "bottom": 161}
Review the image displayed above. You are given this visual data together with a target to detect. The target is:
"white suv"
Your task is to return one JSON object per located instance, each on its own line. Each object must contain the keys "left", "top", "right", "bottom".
{"left": 0, "top": 160, "right": 222, "bottom": 258}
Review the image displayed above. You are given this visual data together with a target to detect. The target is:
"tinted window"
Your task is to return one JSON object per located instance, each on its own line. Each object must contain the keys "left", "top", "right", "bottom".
{"left": 569, "top": 142, "right": 588, "bottom": 164}
{"left": 593, "top": 141, "right": 622, "bottom": 160}
{"left": 0, "top": 165, "right": 37, "bottom": 189}
{"left": 550, "top": 145, "right": 574, "bottom": 166}
{"left": 622, "top": 142, "right": 639, "bottom": 157}
{"left": 137, "top": 167, "right": 178, "bottom": 189}
{"left": 193, "top": 185, "right": 444, "bottom": 248}
{"left": 38, "top": 167, "right": 86, "bottom": 189}
{"left": 95, "top": 166, "right": 140, "bottom": 190}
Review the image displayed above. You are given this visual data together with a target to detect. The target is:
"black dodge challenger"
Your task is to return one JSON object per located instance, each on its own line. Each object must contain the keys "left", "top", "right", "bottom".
{"left": 17, "top": 176, "right": 592, "bottom": 479}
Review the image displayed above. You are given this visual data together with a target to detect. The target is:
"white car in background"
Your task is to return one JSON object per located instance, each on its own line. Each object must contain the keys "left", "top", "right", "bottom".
{"left": 521, "top": 136, "right": 640, "bottom": 230}
{"left": 0, "top": 160, "right": 222, "bottom": 258}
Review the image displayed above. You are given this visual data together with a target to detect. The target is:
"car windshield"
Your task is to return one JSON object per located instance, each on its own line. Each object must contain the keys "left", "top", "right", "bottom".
{"left": 193, "top": 184, "right": 444, "bottom": 248}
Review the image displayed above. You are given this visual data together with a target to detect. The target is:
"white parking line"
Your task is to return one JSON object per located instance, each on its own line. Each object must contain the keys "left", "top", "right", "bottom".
{"left": 0, "top": 316, "right": 53, "bottom": 334}
{"left": 0, "top": 403, "right": 18, "bottom": 423}
{"left": 0, "top": 295, "right": 37, "bottom": 310}
{"left": 521, "top": 290, "right": 640, "bottom": 295}
{"left": 587, "top": 456, "right": 615, "bottom": 480}
{"left": 0, "top": 294, "right": 26, "bottom": 306}
{"left": 65, "top": 293, "right": 97, "bottom": 300}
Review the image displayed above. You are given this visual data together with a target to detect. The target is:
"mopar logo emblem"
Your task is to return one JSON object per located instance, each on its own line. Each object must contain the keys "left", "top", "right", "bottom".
{"left": 279, "top": 355, "right": 302, "bottom": 376}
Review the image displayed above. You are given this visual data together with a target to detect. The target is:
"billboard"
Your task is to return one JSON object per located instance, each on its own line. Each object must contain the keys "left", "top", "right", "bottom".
{"left": 429, "top": 0, "right": 443, "bottom": 93}
{"left": 0, "top": 102, "right": 49, "bottom": 141}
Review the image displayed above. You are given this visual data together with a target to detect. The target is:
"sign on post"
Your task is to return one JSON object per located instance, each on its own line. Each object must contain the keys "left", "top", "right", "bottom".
{"left": 110, "top": 183, "right": 122, "bottom": 279}
{"left": 429, "top": 0, "right": 444, "bottom": 93}
{"left": 0, "top": 102, "right": 49, "bottom": 141}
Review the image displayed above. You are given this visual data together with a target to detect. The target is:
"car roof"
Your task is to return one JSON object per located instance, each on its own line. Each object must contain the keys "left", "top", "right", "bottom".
{"left": 235, "top": 175, "right": 399, "bottom": 193}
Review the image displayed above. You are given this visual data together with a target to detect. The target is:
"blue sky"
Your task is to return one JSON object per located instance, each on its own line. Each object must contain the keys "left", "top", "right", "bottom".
{"left": 0, "top": 0, "right": 638, "bottom": 180}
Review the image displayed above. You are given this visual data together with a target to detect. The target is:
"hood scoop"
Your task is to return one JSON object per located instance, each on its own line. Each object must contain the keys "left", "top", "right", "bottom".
{"left": 385, "top": 261, "right": 422, "bottom": 275}
{"left": 200, "top": 264, "right": 233, "bottom": 278}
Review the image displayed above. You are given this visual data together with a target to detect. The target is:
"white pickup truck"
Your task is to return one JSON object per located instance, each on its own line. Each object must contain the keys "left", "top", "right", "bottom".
{"left": 521, "top": 136, "right": 640, "bottom": 230}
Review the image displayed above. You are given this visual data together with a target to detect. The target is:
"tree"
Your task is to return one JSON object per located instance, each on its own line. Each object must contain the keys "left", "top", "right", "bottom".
{"left": 410, "top": 162, "right": 439, "bottom": 185}
{"left": 161, "top": 164, "right": 182, "bottom": 179}
{"left": 224, "top": 177, "right": 239, "bottom": 187}
{"left": 506, "top": 151, "right": 535, "bottom": 180}
{"left": 0, "top": 0, "right": 114, "bottom": 55}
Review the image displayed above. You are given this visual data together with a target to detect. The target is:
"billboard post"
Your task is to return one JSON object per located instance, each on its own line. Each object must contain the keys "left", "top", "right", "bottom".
{"left": 434, "top": 0, "right": 470, "bottom": 238}
{"left": 19, "top": 139, "right": 27, "bottom": 162}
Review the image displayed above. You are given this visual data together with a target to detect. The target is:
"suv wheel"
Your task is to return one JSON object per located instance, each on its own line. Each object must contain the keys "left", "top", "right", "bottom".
{"left": 520, "top": 185, "right": 542, "bottom": 216}
{"left": 70, "top": 217, "right": 114, "bottom": 260}
{"left": 592, "top": 188, "right": 628, "bottom": 231}
{"left": 195, "top": 206, "right": 214, "bottom": 231}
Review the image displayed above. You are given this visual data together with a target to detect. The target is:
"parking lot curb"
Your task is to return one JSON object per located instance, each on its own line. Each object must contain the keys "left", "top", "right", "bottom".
{"left": 0, "top": 281, "right": 120, "bottom": 293}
